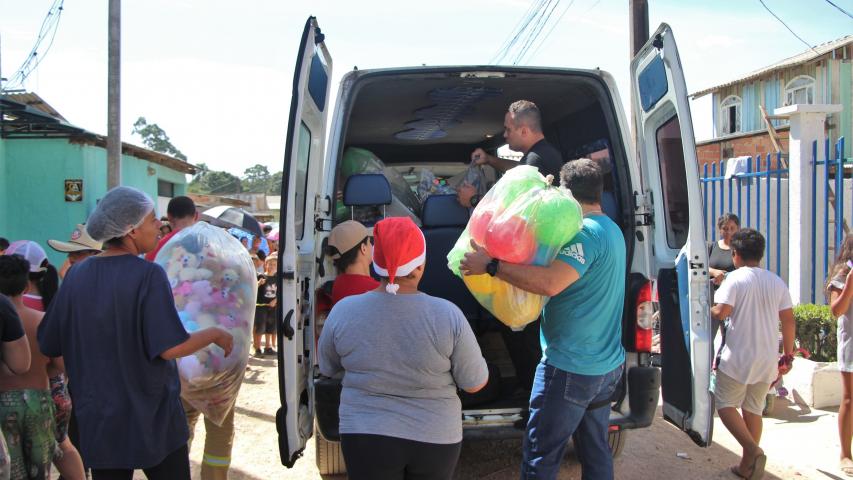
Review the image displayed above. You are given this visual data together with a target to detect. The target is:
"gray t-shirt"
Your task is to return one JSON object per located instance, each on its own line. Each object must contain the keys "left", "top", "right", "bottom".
{"left": 318, "top": 290, "right": 488, "bottom": 444}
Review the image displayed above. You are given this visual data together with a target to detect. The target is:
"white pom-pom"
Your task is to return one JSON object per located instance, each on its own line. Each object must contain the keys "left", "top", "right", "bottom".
{"left": 385, "top": 283, "right": 400, "bottom": 294}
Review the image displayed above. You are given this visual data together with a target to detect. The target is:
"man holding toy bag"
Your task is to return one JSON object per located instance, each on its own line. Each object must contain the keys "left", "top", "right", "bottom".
{"left": 461, "top": 159, "right": 626, "bottom": 480}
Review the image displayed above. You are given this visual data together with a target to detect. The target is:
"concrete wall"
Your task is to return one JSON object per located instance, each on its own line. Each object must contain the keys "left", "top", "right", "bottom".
{"left": 0, "top": 137, "right": 189, "bottom": 266}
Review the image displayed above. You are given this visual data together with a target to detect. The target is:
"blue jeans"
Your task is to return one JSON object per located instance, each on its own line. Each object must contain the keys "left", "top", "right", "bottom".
{"left": 521, "top": 362, "right": 623, "bottom": 480}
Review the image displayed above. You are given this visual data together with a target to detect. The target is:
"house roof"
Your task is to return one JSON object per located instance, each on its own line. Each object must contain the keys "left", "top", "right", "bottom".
{"left": 1, "top": 93, "right": 196, "bottom": 174}
{"left": 690, "top": 35, "right": 853, "bottom": 99}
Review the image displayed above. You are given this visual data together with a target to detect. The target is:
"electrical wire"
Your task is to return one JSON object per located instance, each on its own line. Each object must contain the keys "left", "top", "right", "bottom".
{"left": 824, "top": 0, "right": 853, "bottom": 19}
{"left": 490, "top": 0, "right": 544, "bottom": 64}
{"left": 2, "top": 0, "right": 66, "bottom": 92}
{"left": 523, "top": 0, "right": 578, "bottom": 64}
{"left": 757, "top": 0, "right": 819, "bottom": 54}
{"left": 513, "top": 0, "right": 561, "bottom": 65}
{"left": 491, "top": 0, "right": 550, "bottom": 65}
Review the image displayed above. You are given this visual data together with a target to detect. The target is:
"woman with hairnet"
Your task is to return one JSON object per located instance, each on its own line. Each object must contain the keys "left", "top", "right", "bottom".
{"left": 37, "top": 186, "right": 233, "bottom": 479}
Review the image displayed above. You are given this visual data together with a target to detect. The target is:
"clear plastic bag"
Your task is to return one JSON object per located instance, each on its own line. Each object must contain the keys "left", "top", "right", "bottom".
{"left": 417, "top": 170, "right": 456, "bottom": 202}
{"left": 341, "top": 147, "right": 421, "bottom": 217}
{"left": 447, "top": 165, "right": 584, "bottom": 329}
{"left": 154, "top": 222, "right": 256, "bottom": 426}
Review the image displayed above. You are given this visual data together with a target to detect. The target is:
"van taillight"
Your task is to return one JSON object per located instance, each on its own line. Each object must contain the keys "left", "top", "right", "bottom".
{"left": 635, "top": 281, "right": 655, "bottom": 353}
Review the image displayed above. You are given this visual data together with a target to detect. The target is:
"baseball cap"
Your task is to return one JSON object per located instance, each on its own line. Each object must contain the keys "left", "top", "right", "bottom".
{"left": 5, "top": 240, "right": 48, "bottom": 273}
{"left": 327, "top": 221, "right": 369, "bottom": 259}
{"left": 47, "top": 224, "right": 103, "bottom": 253}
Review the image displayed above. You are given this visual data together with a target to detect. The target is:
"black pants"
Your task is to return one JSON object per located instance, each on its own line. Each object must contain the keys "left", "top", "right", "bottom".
{"left": 341, "top": 434, "right": 461, "bottom": 480}
{"left": 90, "top": 445, "right": 190, "bottom": 480}
{"left": 500, "top": 319, "right": 542, "bottom": 392}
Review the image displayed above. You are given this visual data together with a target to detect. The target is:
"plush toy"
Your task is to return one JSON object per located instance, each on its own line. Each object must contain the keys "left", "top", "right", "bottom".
{"left": 155, "top": 222, "right": 256, "bottom": 426}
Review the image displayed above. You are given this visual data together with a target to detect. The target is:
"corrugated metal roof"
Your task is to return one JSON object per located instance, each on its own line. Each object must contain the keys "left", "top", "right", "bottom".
{"left": 0, "top": 92, "right": 66, "bottom": 121}
{"left": 690, "top": 35, "right": 853, "bottom": 99}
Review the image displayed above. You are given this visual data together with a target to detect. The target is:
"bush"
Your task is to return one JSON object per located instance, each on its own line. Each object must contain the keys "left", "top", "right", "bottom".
{"left": 794, "top": 304, "right": 837, "bottom": 362}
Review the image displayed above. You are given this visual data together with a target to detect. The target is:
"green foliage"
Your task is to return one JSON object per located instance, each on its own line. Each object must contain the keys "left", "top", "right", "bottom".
{"left": 794, "top": 304, "right": 837, "bottom": 362}
{"left": 266, "top": 171, "right": 283, "bottom": 195}
{"left": 189, "top": 170, "right": 242, "bottom": 194}
{"left": 241, "top": 164, "right": 271, "bottom": 193}
{"left": 132, "top": 117, "right": 187, "bottom": 161}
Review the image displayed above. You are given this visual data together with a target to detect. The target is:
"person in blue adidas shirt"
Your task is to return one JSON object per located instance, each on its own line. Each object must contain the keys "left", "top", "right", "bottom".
{"left": 461, "top": 158, "right": 626, "bottom": 480}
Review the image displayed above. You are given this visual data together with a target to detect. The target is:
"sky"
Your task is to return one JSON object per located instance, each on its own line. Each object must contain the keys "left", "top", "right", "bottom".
{"left": 1, "top": 0, "right": 851, "bottom": 176}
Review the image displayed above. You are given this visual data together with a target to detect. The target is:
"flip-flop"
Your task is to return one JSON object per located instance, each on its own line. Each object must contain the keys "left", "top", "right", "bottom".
{"left": 840, "top": 458, "right": 853, "bottom": 477}
{"left": 748, "top": 453, "right": 767, "bottom": 480}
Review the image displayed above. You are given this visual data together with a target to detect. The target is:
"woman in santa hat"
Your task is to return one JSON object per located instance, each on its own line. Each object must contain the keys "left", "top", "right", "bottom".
{"left": 318, "top": 217, "right": 489, "bottom": 480}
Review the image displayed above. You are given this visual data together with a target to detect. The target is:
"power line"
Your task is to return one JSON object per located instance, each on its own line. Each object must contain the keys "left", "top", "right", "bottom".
{"left": 490, "top": 0, "right": 543, "bottom": 64}
{"left": 524, "top": 0, "right": 578, "bottom": 64}
{"left": 491, "top": 0, "right": 550, "bottom": 65}
{"left": 757, "top": 0, "right": 818, "bottom": 55}
{"left": 824, "top": 0, "right": 853, "bottom": 19}
{"left": 513, "top": 0, "right": 561, "bottom": 65}
{"left": 1, "top": 0, "right": 66, "bottom": 92}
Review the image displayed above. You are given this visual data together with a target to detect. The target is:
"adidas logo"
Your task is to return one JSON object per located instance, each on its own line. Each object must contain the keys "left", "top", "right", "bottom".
{"left": 560, "top": 244, "right": 585, "bottom": 264}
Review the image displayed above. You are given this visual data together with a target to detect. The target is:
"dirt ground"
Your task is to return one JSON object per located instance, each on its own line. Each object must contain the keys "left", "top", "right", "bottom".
{"left": 172, "top": 356, "right": 848, "bottom": 479}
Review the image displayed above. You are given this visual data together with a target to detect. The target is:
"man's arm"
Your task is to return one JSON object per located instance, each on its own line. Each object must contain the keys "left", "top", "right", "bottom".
{"left": 460, "top": 241, "right": 579, "bottom": 296}
{"left": 0, "top": 337, "right": 30, "bottom": 375}
{"left": 711, "top": 303, "right": 733, "bottom": 320}
{"left": 471, "top": 148, "right": 517, "bottom": 173}
{"left": 779, "top": 308, "right": 796, "bottom": 374}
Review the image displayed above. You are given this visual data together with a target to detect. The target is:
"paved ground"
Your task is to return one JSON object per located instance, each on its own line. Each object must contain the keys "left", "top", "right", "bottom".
{"left": 173, "top": 357, "right": 849, "bottom": 479}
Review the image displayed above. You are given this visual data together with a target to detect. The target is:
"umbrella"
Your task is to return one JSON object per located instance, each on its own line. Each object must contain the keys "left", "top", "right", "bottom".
{"left": 201, "top": 206, "right": 263, "bottom": 237}
{"left": 267, "top": 227, "right": 279, "bottom": 241}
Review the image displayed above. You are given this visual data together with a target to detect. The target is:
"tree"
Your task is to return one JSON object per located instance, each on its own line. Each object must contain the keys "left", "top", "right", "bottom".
{"left": 242, "top": 164, "right": 271, "bottom": 192}
{"left": 193, "top": 162, "right": 210, "bottom": 181}
{"left": 189, "top": 170, "right": 242, "bottom": 194}
{"left": 266, "top": 171, "right": 283, "bottom": 194}
{"left": 132, "top": 117, "right": 188, "bottom": 161}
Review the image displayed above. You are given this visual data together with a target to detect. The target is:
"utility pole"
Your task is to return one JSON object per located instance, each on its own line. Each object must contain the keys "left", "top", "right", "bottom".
{"left": 629, "top": 0, "right": 649, "bottom": 144}
{"left": 107, "top": 0, "right": 121, "bottom": 188}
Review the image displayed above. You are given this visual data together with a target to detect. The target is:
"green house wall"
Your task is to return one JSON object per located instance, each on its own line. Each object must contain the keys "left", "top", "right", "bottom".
{"left": 0, "top": 137, "right": 189, "bottom": 266}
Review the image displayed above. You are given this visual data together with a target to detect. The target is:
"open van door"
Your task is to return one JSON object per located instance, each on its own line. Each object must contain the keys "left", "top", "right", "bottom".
{"left": 277, "top": 16, "right": 332, "bottom": 467}
{"left": 630, "top": 23, "right": 713, "bottom": 447}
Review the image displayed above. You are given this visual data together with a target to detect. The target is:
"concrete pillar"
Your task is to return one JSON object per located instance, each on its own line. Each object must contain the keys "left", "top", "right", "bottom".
{"left": 775, "top": 104, "right": 842, "bottom": 304}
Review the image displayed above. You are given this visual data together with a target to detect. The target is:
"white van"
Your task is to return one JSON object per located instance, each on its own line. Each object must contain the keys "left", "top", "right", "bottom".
{"left": 275, "top": 17, "right": 713, "bottom": 473}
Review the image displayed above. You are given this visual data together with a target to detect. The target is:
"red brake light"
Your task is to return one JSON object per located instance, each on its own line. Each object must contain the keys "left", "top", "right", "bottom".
{"left": 635, "top": 281, "right": 654, "bottom": 353}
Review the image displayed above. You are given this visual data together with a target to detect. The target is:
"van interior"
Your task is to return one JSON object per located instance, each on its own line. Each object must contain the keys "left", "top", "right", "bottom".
{"left": 315, "top": 70, "right": 640, "bottom": 433}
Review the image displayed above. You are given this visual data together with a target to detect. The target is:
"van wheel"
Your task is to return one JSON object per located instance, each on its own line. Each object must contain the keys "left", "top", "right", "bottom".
{"left": 608, "top": 430, "right": 627, "bottom": 458}
{"left": 315, "top": 431, "right": 347, "bottom": 475}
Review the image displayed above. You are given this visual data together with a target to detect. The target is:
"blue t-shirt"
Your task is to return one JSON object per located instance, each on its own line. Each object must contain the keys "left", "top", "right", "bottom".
{"left": 38, "top": 255, "right": 190, "bottom": 469}
{"left": 541, "top": 214, "right": 626, "bottom": 375}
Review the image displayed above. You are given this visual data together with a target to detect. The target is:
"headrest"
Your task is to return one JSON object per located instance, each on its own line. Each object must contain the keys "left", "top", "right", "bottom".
{"left": 343, "top": 174, "right": 392, "bottom": 207}
{"left": 422, "top": 194, "right": 470, "bottom": 228}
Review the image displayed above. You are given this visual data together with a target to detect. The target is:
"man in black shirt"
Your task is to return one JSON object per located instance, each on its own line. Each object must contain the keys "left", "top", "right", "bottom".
{"left": 457, "top": 100, "right": 563, "bottom": 395}
{"left": 457, "top": 100, "right": 563, "bottom": 208}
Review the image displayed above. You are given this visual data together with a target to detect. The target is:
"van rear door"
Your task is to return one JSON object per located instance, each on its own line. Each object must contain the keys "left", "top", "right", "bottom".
{"left": 630, "top": 23, "right": 713, "bottom": 446}
{"left": 277, "top": 16, "right": 332, "bottom": 467}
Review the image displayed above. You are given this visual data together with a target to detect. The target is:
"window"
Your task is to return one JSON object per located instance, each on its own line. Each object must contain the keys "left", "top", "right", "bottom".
{"left": 294, "top": 122, "right": 311, "bottom": 240}
{"left": 720, "top": 95, "right": 741, "bottom": 135}
{"left": 157, "top": 180, "right": 174, "bottom": 198}
{"left": 656, "top": 115, "right": 689, "bottom": 249}
{"left": 638, "top": 55, "right": 669, "bottom": 113}
{"left": 785, "top": 75, "right": 815, "bottom": 106}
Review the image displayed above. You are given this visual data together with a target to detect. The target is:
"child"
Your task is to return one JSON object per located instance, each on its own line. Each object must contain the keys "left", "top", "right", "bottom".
{"left": 828, "top": 234, "right": 853, "bottom": 477}
{"left": 0, "top": 254, "right": 68, "bottom": 479}
{"left": 710, "top": 228, "right": 795, "bottom": 480}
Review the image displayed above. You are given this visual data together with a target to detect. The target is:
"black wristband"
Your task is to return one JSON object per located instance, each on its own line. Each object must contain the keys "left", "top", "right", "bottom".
{"left": 486, "top": 258, "right": 500, "bottom": 277}
{"left": 470, "top": 194, "right": 480, "bottom": 207}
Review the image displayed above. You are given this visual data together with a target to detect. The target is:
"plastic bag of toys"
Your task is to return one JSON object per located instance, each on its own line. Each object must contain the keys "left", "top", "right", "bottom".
{"left": 155, "top": 222, "right": 256, "bottom": 425}
{"left": 447, "top": 165, "right": 583, "bottom": 329}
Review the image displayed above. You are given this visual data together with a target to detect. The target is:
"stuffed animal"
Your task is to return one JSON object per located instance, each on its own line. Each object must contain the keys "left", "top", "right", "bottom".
{"left": 154, "top": 222, "right": 256, "bottom": 426}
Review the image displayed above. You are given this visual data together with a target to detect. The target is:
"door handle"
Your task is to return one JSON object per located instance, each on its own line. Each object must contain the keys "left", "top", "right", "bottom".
{"left": 282, "top": 309, "right": 295, "bottom": 340}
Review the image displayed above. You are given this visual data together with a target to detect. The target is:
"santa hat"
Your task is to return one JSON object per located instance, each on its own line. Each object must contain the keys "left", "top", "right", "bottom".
{"left": 372, "top": 217, "right": 426, "bottom": 294}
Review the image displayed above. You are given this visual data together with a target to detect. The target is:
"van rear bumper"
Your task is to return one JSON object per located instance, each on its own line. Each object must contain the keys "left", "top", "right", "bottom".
{"left": 316, "top": 366, "right": 660, "bottom": 442}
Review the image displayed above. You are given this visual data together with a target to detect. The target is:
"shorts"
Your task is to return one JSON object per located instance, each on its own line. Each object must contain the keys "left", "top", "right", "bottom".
{"left": 838, "top": 317, "right": 853, "bottom": 372}
{"left": 713, "top": 370, "right": 771, "bottom": 416}
{"left": 0, "top": 389, "right": 58, "bottom": 479}
{"left": 254, "top": 307, "right": 276, "bottom": 335}
{"left": 49, "top": 374, "right": 72, "bottom": 442}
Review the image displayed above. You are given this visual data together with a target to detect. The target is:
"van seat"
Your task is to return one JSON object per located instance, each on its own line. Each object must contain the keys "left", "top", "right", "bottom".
{"left": 343, "top": 174, "right": 392, "bottom": 207}
{"left": 418, "top": 195, "right": 480, "bottom": 322}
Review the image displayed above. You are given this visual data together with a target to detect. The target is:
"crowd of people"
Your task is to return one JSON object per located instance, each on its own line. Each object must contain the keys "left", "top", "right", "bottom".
{"left": 0, "top": 190, "right": 280, "bottom": 479}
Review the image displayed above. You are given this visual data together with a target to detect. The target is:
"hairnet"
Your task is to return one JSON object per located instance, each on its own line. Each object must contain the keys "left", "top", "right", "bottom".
{"left": 86, "top": 186, "right": 155, "bottom": 242}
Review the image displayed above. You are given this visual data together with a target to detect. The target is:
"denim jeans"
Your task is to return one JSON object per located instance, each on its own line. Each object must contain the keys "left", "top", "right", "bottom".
{"left": 521, "top": 361, "right": 623, "bottom": 480}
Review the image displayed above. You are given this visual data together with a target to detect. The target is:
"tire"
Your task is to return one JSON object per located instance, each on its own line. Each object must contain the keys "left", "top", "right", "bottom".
{"left": 315, "top": 431, "right": 347, "bottom": 475}
{"left": 608, "top": 429, "right": 628, "bottom": 459}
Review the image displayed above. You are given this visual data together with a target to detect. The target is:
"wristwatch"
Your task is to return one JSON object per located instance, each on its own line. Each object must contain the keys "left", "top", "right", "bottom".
{"left": 470, "top": 194, "right": 480, "bottom": 208}
{"left": 486, "top": 258, "right": 500, "bottom": 277}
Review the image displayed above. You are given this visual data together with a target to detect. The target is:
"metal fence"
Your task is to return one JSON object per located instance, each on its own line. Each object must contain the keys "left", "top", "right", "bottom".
{"left": 700, "top": 137, "right": 847, "bottom": 304}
